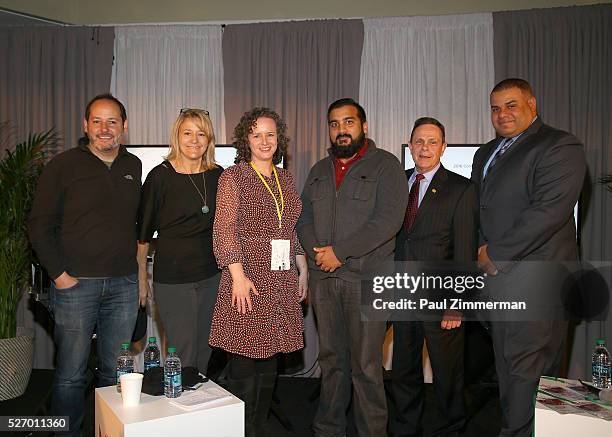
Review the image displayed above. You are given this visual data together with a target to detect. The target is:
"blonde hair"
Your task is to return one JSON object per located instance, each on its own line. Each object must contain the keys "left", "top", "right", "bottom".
{"left": 167, "top": 109, "right": 217, "bottom": 171}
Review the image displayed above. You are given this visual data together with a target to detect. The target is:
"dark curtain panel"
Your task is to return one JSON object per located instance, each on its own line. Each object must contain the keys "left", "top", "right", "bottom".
{"left": 223, "top": 19, "right": 364, "bottom": 191}
{"left": 493, "top": 4, "right": 612, "bottom": 379}
{"left": 1, "top": 26, "right": 114, "bottom": 368}
{"left": 0, "top": 26, "right": 114, "bottom": 152}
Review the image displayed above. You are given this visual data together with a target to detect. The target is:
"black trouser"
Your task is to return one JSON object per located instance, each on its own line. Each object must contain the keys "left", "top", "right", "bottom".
{"left": 226, "top": 353, "right": 278, "bottom": 437}
{"left": 390, "top": 321, "right": 466, "bottom": 437}
{"left": 227, "top": 353, "right": 277, "bottom": 379}
{"left": 490, "top": 320, "right": 567, "bottom": 437}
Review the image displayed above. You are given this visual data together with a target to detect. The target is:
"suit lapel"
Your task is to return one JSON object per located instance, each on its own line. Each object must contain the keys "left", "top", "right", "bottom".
{"left": 484, "top": 118, "right": 543, "bottom": 183}
{"left": 411, "top": 165, "right": 447, "bottom": 231}
{"left": 475, "top": 142, "right": 498, "bottom": 184}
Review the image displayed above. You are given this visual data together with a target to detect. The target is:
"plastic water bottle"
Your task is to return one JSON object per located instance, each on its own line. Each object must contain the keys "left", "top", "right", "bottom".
{"left": 144, "top": 337, "right": 161, "bottom": 371}
{"left": 592, "top": 339, "right": 611, "bottom": 389}
{"left": 116, "top": 342, "right": 134, "bottom": 392}
{"left": 164, "top": 346, "right": 182, "bottom": 398}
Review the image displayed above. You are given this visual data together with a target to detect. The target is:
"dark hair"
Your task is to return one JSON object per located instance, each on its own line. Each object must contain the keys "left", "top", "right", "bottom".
{"left": 410, "top": 117, "right": 446, "bottom": 143}
{"left": 78, "top": 93, "right": 127, "bottom": 146}
{"left": 233, "top": 107, "right": 288, "bottom": 165}
{"left": 327, "top": 98, "right": 367, "bottom": 124}
{"left": 491, "top": 78, "right": 534, "bottom": 98}
{"left": 85, "top": 93, "right": 127, "bottom": 122}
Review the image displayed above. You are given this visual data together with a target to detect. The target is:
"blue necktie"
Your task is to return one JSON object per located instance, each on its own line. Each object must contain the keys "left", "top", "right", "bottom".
{"left": 485, "top": 137, "right": 516, "bottom": 179}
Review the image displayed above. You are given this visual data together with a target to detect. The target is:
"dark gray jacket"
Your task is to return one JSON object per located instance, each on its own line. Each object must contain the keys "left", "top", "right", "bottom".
{"left": 297, "top": 140, "right": 408, "bottom": 282}
{"left": 471, "top": 118, "right": 585, "bottom": 268}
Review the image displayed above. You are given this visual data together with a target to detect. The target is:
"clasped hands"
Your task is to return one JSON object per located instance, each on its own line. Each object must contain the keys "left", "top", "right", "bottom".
{"left": 314, "top": 246, "right": 342, "bottom": 272}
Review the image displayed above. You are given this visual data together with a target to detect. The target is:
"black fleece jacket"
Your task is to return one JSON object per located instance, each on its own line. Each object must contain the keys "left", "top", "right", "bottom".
{"left": 28, "top": 144, "right": 141, "bottom": 279}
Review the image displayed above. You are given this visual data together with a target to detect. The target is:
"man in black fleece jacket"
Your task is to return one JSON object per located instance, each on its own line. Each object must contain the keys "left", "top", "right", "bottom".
{"left": 28, "top": 94, "right": 141, "bottom": 437}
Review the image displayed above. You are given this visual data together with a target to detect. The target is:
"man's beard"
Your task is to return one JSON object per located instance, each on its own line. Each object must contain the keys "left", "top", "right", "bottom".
{"left": 90, "top": 136, "right": 120, "bottom": 152}
{"left": 330, "top": 132, "right": 366, "bottom": 159}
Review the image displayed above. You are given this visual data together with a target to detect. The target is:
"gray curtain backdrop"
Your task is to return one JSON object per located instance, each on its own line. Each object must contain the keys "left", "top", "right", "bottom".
{"left": 493, "top": 4, "right": 612, "bottom": 379}
{"left": 222, "top": 19, "right": 364, "bottom": 192}
{"left": 0, "top": 26, "right": 115, "bottom": 152}
{"left": 223, "top": 19, "right": 363, "bottom": 376}
{"left": 2, "top": 26, "right": 115, "bottom": 368}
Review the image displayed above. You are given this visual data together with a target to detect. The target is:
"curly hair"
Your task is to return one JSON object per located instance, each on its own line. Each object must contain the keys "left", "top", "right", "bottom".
{"left": 233, "top": 107, "right": 289, "bottom": 165}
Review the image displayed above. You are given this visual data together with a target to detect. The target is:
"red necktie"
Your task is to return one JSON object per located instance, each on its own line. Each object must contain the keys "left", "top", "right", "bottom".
{"left": 404, "top": 173, "right": 424, "bottom": 231}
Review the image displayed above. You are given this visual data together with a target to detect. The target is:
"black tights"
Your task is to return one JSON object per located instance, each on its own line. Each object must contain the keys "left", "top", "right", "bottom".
{"left": 228, "top": 353, "right": 277, "bottom": 379}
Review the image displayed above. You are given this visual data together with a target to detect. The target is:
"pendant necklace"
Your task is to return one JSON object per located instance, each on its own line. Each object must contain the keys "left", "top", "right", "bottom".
{"left": 182, "top": 160, "right": 209, "bottom": 214}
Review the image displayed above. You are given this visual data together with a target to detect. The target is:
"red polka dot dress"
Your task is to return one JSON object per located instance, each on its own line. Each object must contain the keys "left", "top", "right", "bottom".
{"left": 209, "top": 161, "right": 305, "bottom": 358}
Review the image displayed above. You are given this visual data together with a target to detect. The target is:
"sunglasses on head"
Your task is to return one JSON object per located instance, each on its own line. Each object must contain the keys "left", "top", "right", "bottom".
{"left": 180, "top": 108, "right": 210, "bottom": 116}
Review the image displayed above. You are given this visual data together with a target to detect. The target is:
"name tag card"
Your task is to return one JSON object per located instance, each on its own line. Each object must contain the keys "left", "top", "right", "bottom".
{"left": 271, "top": 239, "right": 290, "bottom": 271}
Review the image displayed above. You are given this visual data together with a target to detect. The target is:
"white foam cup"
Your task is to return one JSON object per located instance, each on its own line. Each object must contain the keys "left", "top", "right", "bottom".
{"left": 120, "top": 373, "right": 144, "bottom": 407}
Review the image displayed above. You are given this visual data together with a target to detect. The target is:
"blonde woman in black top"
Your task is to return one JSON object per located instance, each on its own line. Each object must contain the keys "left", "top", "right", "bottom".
{"left": 137, "top": 109, "right": 222, "bottom": 374}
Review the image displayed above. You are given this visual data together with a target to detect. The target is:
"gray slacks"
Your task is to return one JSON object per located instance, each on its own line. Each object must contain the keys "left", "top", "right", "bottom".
{"left": 154, "top": 273, "right": 220, "bottom": 374}
{"left": 491, "top": 320, "right": 567, "bottom": 437}
{"left": 310, "top": 277, "right": 388, "bottom": 437}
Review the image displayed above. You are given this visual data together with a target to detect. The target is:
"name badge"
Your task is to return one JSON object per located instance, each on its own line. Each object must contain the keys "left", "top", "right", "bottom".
{"left": 271, "top": 239, "right": 290, "bottom": 271}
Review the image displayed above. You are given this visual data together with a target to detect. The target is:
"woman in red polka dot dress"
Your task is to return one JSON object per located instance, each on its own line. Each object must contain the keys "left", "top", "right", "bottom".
{"left": 209, "top": 107, "right": 307, "bottom": 436}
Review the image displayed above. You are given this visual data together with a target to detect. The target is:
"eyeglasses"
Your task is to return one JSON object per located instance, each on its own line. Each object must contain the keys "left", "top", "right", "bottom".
{"left": 180, "top": 108, "right": 210, "bottom": 116}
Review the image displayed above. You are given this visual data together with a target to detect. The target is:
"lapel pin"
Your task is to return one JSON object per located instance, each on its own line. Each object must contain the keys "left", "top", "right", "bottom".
{"left": 431, "top": 188, "right": 437, "bottom": 193}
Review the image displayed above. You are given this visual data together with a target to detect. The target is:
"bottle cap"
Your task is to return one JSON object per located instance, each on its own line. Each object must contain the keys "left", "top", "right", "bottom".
{"left": 148, "top": 336, "right": 157, "bottom": 343}
{"left": 596, "top": 339, "right": 605, "bottom": 346}
{"left": 168, "top": 346, "right": 176, "bottom": 353}
{"left": 121, "top": 342, "right": 129, "bottom": 349}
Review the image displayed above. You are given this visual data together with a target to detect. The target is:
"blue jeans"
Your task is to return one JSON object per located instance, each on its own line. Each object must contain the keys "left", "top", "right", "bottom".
{"left": 50, "top": 275, "right": 139, "bottom": 437}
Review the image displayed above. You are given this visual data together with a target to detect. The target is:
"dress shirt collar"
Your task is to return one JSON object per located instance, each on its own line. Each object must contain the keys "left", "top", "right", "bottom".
{"left": 410, "top": 162, "right": 441, "bottom": 185}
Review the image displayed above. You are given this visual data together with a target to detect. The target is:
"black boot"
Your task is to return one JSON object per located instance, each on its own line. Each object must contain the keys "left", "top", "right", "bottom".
{"left": 225, "top": 376, "right": 257, "bottom": 437}
{"left": 254, "top": 372, "right": 277, "bottom": 436}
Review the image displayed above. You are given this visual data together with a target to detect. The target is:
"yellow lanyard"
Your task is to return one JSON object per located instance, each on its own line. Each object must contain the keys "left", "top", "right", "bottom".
{"left": 249, "top": 162, "right": 284, "bottom": 229}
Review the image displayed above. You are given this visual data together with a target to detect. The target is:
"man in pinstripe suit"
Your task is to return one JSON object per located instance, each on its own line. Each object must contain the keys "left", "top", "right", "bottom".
{"left": 391, "top": 117, "right": 479, "bottom": 437}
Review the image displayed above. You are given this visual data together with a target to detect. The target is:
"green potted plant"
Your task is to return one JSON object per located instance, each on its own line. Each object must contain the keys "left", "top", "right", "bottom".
{"left": 0, "top": 127, "right": 58, "bottom": 400}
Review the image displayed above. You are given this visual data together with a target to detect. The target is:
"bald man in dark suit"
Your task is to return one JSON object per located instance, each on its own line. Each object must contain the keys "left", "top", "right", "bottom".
{"left": 391, "top": 117, "right": 478, "bottom": 437}
{"left": 471, "top": 78, "right": 586, "bottom": 437}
